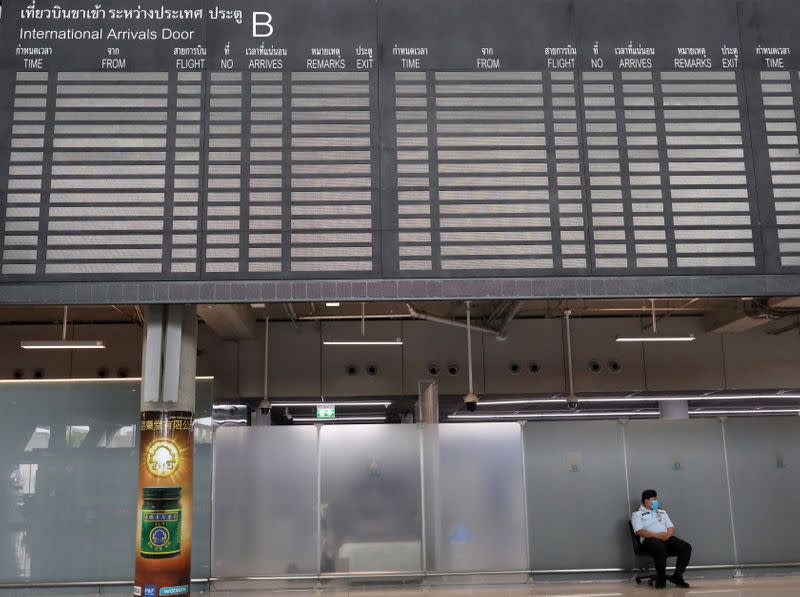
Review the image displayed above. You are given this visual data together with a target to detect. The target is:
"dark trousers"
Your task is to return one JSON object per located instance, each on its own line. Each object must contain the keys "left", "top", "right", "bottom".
{"left": 641, "top": 536, "right": 692, "bottom": 578}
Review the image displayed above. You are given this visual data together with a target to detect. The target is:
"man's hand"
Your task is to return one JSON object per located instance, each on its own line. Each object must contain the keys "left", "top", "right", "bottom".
{"left": 656, "top": 532, "right": 671, "bottom": 541}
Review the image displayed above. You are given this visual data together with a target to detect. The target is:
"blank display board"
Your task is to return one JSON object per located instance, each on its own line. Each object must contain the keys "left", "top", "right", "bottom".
{"left": 2, "top": 0, "right": 800, "bottom": 289}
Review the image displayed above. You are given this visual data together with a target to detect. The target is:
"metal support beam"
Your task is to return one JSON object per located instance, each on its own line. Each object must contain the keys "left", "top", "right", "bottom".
{"left": 406, "top": 303, "right": 501, "bottom": 336}
{"left": 498, "top": 300, "right": 523, "bottom": 337}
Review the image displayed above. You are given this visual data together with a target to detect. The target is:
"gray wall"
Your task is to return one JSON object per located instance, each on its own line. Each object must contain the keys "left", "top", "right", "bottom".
{"left": 2, "top": 316, "right": 799, "bottom": 399}
{"left": 236, "top": 316, "right": 800, "bottom": 398}
{"left": 211, "top": 417, "right": 800, "bottom": 580}
{"left": 525, "top": 420, "right": 630, "bottom": 570}
{"left": 624, "top": 420, "right": 735, "bottom": 566}
{"left": 523, "top": 417, "right": 800, "bottom": 571}
{"left": 725, "top": 418, "right": 800, "bottom": 564}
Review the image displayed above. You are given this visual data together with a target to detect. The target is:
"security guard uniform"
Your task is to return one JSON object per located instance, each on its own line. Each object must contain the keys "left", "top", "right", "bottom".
{"left": 631, "top": 505, "right": 692, "bottom": 582}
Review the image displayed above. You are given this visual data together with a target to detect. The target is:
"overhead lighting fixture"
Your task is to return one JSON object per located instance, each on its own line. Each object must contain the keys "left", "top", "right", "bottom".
{"left": 476, "top": 392, "right": 800, "bottom": 406}
{"left": 450, "top": 410, "right": 659, "bottom": 420}
{"left": 690, "top": 408, "right": 800, "bottom": 416}
{"left": 616, "top": 335, "right": 696, "bottom": 343}
{"left": 616, "top": 299, "right": 697, "bottom": 343}
{"left": 270, "top": 401, "right": 391, "bottom": 408}
{"left": 294, "top": 416, "right": 386, "bottom": 423}
{"left": 21, "top": 340, "right": 105, "bottom": 350}
{"left": 20, "top": 306, "right": 106, "bottom": 350}
{"left": 644, "top": 393, "right": 800, "bottom": 402}
{"left": 323, "top": 340, "right": 403, "bottom": 346}
{"left": 0, "top": 376, "right": 214, "bottom": 384}
{"left": 325, "top": 302, "right": 341, "bottom": 307}
{"left": 477, "top": 397, "right": 563, "bottom": 406}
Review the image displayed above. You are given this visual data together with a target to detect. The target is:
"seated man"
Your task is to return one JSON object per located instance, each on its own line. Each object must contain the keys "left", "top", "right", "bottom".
{"left": 631, "top": 489, "right": 692, "bottom": 589}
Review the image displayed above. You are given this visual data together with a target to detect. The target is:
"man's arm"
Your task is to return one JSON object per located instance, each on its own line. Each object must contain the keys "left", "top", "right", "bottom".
{"left": 633, "top": 512, "right": 669, "bottom": 541}
{"left": 635, "top": 529, "right": 669, "bottom": 540}
{"left": 664, "top": 512, "right": 676, "bottom": 538}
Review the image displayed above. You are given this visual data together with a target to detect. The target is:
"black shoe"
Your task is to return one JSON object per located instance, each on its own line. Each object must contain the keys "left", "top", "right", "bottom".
{"left": 669, "top": 573, "right": 690, "bottom": 588}
{"left": 654, "top": 576, "right": 667, "bottom": 589}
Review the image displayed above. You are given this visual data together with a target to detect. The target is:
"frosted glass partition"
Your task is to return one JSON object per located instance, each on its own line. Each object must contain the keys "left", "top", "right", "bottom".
{"left": 524, "top": 420, "right": 630, "bottom": 570}
{"left": 0, "top": 380, "right": 213, "bottom": 584}
{"left": 430, "top": 423, "right": 528, "bottom": 573}
{"left": 191, "top": 389, "right": 214, "bottom": 580}
{"left": 625, "top": 419, "right": 735, "bottom": 566}
{"left": 212, "top": 426, "right": 319, "bottom": 577}
{"left": 725, "top": 417, "right": 800, "bottom": 565}
{"left": 319, "top": 425, "right": 422, "bottom": 573}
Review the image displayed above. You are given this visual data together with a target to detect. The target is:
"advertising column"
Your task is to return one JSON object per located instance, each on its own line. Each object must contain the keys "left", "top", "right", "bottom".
{"left": 134, "top": 305, "right": 198, "bottom": 596}
{"left": 134, "top": 411, "right": 194, "bottom": 597}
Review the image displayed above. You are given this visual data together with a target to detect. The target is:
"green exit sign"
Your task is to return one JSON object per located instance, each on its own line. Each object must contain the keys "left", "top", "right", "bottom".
{"left": 316, "top": 405, "right": 335, "bottom": 419}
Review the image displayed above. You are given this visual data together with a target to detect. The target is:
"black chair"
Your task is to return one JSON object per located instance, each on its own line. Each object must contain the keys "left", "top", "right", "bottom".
{"left": 629, "top": 521, "right": 676, "bottom": 586}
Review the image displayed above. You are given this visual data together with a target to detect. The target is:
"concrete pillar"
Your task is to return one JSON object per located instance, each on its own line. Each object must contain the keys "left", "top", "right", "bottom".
{"left": 140, "top": 304, "right": 197, "bottom": 412}
{"left": 134, "top": 305, "right": 197, "bottom": 597}
{"left": 660, "top": 400, "right": 689, "bottom": 420}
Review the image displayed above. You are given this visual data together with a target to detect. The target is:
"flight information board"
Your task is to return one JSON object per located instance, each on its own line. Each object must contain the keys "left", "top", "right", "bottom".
{"left": 1, "top": 0, "right": 799, "bottom": 291}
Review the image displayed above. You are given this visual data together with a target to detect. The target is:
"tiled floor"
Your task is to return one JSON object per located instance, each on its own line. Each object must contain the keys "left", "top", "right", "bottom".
{"left": 1, "top": 578, "right": 798, "bottom": 596}
{"left": 207, "top": 576, "right": 800, "bottom": 596}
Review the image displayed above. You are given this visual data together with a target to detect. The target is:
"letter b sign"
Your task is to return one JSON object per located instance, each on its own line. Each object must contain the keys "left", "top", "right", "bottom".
{"left": 253, "top": 12, "right": 274, "bottom": 37}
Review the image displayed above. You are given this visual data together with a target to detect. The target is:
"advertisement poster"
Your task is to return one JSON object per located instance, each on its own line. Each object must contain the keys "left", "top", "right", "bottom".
{"left": 134, "top": 411, "right": 194, "bottom": 597}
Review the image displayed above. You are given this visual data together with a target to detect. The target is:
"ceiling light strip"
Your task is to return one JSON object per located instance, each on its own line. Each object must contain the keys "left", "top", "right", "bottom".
{"left": 451, "top": 408, "right": 800, "bottom": 421}
{"left": 271, "top": 401, "right": 391, "bottom": 408}
{"left": 690, "top": 408, "right": 800, "bottom": 416}
{"left": 0, "top": 376, "right": 214, "bottom": 384}
{"left": 477, "top": 393, "right": 800, "bottom": 406}
{"left": 323, "top": 340, "right": 403, "bottom": 346}
{"left": 450, "top": 411, "right": 659, "bottom": 420}
{"left": 20, "top": 340, "right": 106, "bottom": 349}
{"left": 294, "top": 416, "right": 386, "bottom": 422}
{"left": 615, "top": 335, "right": 695, "bottom": 343}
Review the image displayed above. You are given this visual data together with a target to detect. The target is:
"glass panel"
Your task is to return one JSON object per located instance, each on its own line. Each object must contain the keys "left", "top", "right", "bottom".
{"left": 625, "top": 419, "right": 735, "bottom": 566}
{"left": 0, "top": 379, "right": 213, "bottom": 583}
{"left": 725, "top": 417, "right": 800, "bottom": 564}
{"left": 524, "top": 420, "right": 631, "bottom": 570}
{"left": 319, "top": 424, "right": 422, "bottom": 573}
{"left": 192, "top": 381, "right": 215, "bottom": 579}
{"left": 212, "top": 426, "right": 319, "bottom": 577}
{"left": 430, "top": 423, "right": 528, "bottom": 573}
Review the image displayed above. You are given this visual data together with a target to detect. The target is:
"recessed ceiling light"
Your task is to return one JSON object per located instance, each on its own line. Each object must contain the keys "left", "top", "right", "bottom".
{"left": 326, "top": 302, "right": 341, "bottom": 307}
